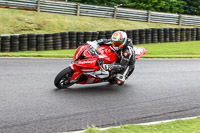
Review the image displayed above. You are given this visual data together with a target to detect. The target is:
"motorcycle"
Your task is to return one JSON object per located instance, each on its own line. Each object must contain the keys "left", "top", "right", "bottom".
{"left": 54, "top": 41, "right": 146, "bottom": 89}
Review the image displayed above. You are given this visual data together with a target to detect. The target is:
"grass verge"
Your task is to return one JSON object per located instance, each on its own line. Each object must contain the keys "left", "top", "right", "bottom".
{"left": 0, "top": 8, "right": 195, "bottom": 34}
{"left": 140, "top": 41, "right": 200, "bottom": 58}
{"left": 0, "top": 49, "right": 75, "bottom": 58}
{"left": 79, "top": 117, "right": 200, "bottom": 133}
{"left": 0, "top": 41, "right": 200, "bottom": 58}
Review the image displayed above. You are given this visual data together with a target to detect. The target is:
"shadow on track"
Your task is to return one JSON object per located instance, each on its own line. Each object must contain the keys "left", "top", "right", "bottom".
{"left": 53, "top": 83, "right": 131, "bottom": 94}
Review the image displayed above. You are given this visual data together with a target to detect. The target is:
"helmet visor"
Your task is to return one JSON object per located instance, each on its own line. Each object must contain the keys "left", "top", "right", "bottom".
{"left": 112, "top": 41, "right": 123, "bottom": 47}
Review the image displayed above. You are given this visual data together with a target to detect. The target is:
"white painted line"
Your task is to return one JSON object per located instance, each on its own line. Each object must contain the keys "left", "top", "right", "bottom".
{"left": 71, "top": 116, "right": 199, "bottom": 133}
{"left": 137, "top": 116, "right": 198, "bottom": 125}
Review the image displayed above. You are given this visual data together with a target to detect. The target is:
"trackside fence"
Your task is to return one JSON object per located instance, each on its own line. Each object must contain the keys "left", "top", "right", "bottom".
{"left": 0, "top": 0, "right": 37, "bottom": 10}
{"left": 1, "top": 0, "right": 200, "bottom": 26}
{"left": 0, "top": 28, "right": 200, "bottom": 52}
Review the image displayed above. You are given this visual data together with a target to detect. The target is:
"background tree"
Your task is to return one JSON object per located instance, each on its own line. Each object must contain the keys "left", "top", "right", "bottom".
{"left": 183, "top": 0, "right": 200, "bottom": 15}
{"left": 122, "top": 0, "right": 186, "bottom": 14}
{"left": 65, "top": 0, "right": 200, "bottom": 15}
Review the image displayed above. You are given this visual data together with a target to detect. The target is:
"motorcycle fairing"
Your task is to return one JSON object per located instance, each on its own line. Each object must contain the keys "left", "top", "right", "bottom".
{"left": 73, "top": 45, "right": 90, "bottom": 62}
{"left": 77, "top": 75, "right": 101, "bottom": 84}
{"left": 70, "top": 71, "right": 81, "bottom": 83}
{"left": 76, "top": 58, "right": 100, "bottom": 70}
{"left": 81, "top": 68, "right": 97, "bottom": 72}
{"left": 69, "top": 58, "right": 101, "bottom": 83}
{"left": 69, "top": 64, "right": 82, "bottom": 82}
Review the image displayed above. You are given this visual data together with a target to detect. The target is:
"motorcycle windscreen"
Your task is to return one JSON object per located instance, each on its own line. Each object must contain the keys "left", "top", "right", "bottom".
{"left": 134, "top": 47, "right": 147, "bottom": 60}
{"left": 97, "top": 46, "right": 117, "bottom": 64}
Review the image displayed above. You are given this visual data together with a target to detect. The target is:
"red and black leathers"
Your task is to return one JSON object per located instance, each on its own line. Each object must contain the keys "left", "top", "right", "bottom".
{"left": 97, "top": 38, "right": 136, "bottom": 82}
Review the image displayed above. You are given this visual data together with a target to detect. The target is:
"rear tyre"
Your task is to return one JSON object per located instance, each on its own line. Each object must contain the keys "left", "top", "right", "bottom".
{"left": 54, "top": 67, "right": 75, "bottom": 89}
{"left": 108, "top": 79, "right": 116, "bottom": 84}
{"left": 108, "top": 78, "right": 116, "bottom": 84}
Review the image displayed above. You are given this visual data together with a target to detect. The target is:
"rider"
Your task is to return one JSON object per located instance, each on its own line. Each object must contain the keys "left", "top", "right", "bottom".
{"left": 95, "top": 31, "right": 136, "bottom": 85}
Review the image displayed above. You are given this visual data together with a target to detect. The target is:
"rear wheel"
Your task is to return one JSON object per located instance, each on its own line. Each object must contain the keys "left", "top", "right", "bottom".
{"left": 108, "top": 78, "right": 116, "bottom": 84}
{"left": 54, "top": 67, "right": 74, "bottom": 89}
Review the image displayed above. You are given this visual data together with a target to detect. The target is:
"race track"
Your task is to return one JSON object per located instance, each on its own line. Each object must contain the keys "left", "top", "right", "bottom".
{"left": 0, "top": 58, "right": 200, "bottom": 133}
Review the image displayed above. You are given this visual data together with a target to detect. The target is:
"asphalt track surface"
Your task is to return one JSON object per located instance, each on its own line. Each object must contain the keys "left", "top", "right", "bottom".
{"left": 0, "top": 58, "right": 200, "bottom": 133}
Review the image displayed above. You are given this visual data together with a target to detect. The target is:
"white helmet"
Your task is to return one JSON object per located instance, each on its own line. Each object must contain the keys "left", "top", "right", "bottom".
{"left": 111, "top": 31, "right": 127, "bottom": 50}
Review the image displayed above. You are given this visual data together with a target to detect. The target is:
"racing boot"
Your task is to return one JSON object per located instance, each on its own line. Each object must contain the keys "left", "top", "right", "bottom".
{"left": 115, "top": 73, "right": 125, "bottom": 85}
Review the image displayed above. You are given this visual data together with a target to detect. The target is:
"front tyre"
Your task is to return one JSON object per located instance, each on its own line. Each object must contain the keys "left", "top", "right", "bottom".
{"left": 54, "top": 67, "right": 74, "bottom": 89}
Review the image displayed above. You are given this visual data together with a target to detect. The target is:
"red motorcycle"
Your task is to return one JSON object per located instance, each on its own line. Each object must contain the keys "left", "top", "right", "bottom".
{"left": 54, "top": 41, "right": 146, "bottom": 89}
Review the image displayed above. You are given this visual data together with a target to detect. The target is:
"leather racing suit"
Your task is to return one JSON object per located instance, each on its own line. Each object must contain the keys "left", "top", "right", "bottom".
{"left": 96, "top": 38, "right": 136, "bottom": 85}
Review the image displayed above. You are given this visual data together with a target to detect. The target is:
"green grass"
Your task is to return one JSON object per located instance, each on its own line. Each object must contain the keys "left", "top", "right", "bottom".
{"left": 79, "top": 117, "right": 200, "bottom": 133}
{"left": 140, "top": 41, "right": 200, "bottom": 58}
{"left": 0, "top": 49, "right": 75, "bottom": 58}
{"left": 0, "top": 41, "right": 200, "bottom": 58}
{"left": 0, "top": 8, "right": 196, "bottom": 34}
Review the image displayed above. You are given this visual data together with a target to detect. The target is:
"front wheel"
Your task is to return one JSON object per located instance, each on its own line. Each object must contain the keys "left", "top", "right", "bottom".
{"left": 54, "top": 67, "right": 74, "bottom": 89}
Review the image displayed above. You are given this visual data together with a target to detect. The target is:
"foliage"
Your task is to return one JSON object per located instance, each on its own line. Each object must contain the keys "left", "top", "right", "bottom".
{"left": 123, "top": 0, "right": 186, "bottom": 14}
{"left": 66, "top": 0, "right": 200, "bottom": 15}
{"left": 183, "top": 0, "right": 200, "bottom": 15}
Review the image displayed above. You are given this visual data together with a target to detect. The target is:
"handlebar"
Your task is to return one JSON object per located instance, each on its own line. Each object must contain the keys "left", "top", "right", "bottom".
{"left": 88, "top": 46, "right": 99, "bottom": 57}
